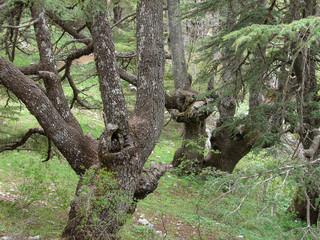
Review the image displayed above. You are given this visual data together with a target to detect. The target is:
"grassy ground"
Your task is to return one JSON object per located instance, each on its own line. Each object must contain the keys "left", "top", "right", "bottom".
{"left": 0, "top": 107, "right": 315, "bottom": 239}
{"left": 0, "top": 56, "right": 318, "bottom": 239}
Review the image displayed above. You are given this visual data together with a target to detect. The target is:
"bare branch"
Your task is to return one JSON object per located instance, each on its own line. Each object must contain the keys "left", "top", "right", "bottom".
{"left": 305, "top": 189, "right": 312, "bottom": 228}
{"left": 1, "top": 17, "right": 40, "bottom": 29}
{"left": 46, "top": 10, "right": 89, "bottom": 41}
{"left": 0, "top": 127, "right": 45, "bottom": 152}
{"left": 42, "top": 137, "right": 52, "bottom": 162}
{"left": 111, "top": 12, "right": 136, "bottom": 29}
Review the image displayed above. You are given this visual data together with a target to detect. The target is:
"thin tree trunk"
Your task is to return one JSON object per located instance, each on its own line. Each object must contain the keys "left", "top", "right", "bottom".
{"left": 167, "top": 0, "right": 189, "bottom": 90}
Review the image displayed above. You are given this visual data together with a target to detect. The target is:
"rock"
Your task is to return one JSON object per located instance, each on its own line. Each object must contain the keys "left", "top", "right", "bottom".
{"left": 138, "top": 214, "right": 154, "bottom": 228}
{"left": 0, "top": 237, "right": 11, "bottom": 240}
{"left": 28, "top": 236, "right": 41, "bottom": 240}
{"left": 128, "top": 84, "right": 137, "bottom": 92}
{"left": 138, "top": 218, "right": 149, "bottom": 226}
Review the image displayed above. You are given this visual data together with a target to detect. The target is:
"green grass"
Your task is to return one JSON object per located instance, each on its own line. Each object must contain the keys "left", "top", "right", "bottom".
{"left": 0, "top": 94, "right": 316, "bottom": 239}
{"left": 0, "top": 151, "right": 78, "bottom": 239}
{"left": 0, "top": 55, "right": 317, "bottom": 240}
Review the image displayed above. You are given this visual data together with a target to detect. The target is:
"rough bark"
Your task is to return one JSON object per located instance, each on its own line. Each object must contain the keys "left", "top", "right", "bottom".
{"left": 167, "top": 0, "right": 189, "bottom": 90}
{"left": 62, "top": 0, "right": 166, "bottom": 238}
{"left": 0, "top": 56, "right": 99, "bottom": 175}
{"left": 31, "top": 4, "right": 82, "bottom": 131}
{"left": 1, "top": 0, "right": 166, "bottom": 238}
{"left": 130, "top": 0, "right": 165, "bottom": 163}
{"left": 203, "top": 1, "right": 269, "bottom": 173}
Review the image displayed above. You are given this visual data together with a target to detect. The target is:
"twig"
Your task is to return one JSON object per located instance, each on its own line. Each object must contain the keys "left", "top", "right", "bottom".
{"left": 163, "top": 115, "right": 172, "bottom": 127}
{"left": 264, "top": 0, "right": 277, "bottom": 24}
{"left": 111, "top": 12, "right": 136, "bottom": 29}
{"left": 195, "top": 190, "right": 204, "bottom": 240}
{"left": 207, "top": 158, "right": 320, "bottom": 207}
{"left": 304, "top": 189, "right": 311, "bottom": 228}
{"left": 271, "top": 170, "right": 290, "bottom": 215}
{"left": 1, "top": 18, "right": 40, "bottom": 29}
{"left": 230, "top": 188, "right": 251, "bottom": 214}
{"left": 160, "top": 211, "right": 167, "bottom": 240}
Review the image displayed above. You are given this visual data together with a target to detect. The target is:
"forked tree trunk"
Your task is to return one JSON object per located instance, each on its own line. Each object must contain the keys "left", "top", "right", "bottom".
{"left": 62, "top": 0, "right": 165, "bottom": 238}
{"left": 203, "top": 0, "right": 268, "bottom": 173}
{"left": 0, "top": 0, "right": 165, "bottom": 239}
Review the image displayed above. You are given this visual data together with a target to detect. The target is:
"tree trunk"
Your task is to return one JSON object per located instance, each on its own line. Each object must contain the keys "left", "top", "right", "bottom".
{"left": 172, "top": 120, "right": 206, "bottom": 173}
{"left": 62, "top": 0, "right": 165, "bottom": 238}
{"left": 203, "top": 0, "right": 269, "bottom": 173}
{"left": 113, "top": 1, "right": 123, "bottom": 24}
{"left": 167, "top": 0, "right": 212, "bottom": 173}
{"left": 167, "top": 0, "right": 189, "bottom": 90}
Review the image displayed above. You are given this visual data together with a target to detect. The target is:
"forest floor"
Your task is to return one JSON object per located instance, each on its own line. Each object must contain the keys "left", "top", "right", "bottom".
{"left": 0, "top": 107, "right": 315, "bottom": 239}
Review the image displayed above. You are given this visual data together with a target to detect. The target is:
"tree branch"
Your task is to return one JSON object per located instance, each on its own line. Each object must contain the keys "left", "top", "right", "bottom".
{"left": 111, "top": 12, "right": 136, "bottom": 29}
{"left": 0, "top": 127, "right": 45, "bottom": 152}
{"left": 1, "top": 17, "right": 40, "bottom": 29}
{"left": 134, "top": 161, "right": 167, "bottom": 200}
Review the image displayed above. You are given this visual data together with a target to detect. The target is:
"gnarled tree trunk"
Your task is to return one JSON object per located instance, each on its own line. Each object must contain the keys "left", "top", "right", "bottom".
{"left": 0, "top": 0, "right": 166, "bottom": 239}
{"left": 62, "top": 0, "right": 165, "bottom": 238}
{"left": 167, "top": 0, "right": 212, "bottom": 172}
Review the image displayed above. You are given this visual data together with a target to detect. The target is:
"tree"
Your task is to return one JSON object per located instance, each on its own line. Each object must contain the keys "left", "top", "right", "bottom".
{"left": 166, "top": 0, "right": 212, "bottom": 173}
{"left": 0, "top": 0, "right": 166, "bottom": 238}
{"left": 184, "top": 0, "right": 320, "bottom": 224}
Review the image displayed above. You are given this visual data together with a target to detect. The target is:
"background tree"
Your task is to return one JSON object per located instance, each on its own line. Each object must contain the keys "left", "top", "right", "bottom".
{"left": 183, "top": 0, "right": 320, "bottom": 223}
{"left": 166, "top": 0, "right": 212, "bottom": 172}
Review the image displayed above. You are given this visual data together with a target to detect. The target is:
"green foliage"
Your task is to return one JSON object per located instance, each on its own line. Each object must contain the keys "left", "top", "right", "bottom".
{"left": 225, "top": 17, "right": 320, "bottom": 52}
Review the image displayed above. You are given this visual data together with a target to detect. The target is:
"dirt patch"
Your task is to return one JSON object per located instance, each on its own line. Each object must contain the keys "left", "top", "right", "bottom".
{"left": 57, "top": 55, "right": 94, "bottom": 69}
{"left": 134, "top": 207, "right": 218, "bottom": 240}
{"left": 74, "top": 55, "right": 94, "bottom": 64}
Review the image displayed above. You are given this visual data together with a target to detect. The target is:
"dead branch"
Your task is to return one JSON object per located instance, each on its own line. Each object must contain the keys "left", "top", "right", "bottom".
{"left": 264, "top": 0, "right": 277, "bottom": 24}
{"left": 42, "top": 137, "right": 52, "bottom": 162}
{"left": 46, "top": 11, "right": 89, "bottom": 41}
{"left": 111, "top": 12, "right": 136, "bottom": 29}
{"left": 1, "top": 17, "right": 40, "bottom": 29}
{"left": 0, "top": 127, "right": 45, "bottom": 152}
{"left": 207, "top": 158, "right": 320, "bottom": 208}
